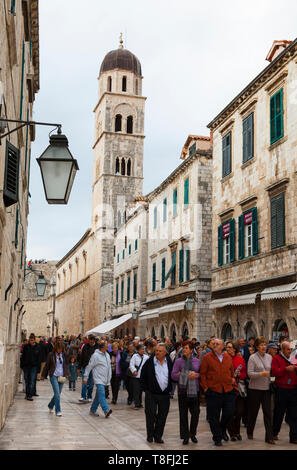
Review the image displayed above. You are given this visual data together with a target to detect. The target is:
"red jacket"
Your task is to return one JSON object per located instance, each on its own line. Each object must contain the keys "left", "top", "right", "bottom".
{"left": 271, "top": 354, "right": 297, "bottom": 389}
{"left": 232, "top": 355, "right": 247, "bottom": 381}
{"left": 200, "top": 351, "right": 235, "bottom": 393}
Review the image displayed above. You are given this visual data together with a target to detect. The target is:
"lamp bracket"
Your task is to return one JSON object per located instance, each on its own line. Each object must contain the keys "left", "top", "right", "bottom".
{"left": 0, "top": 118, "right": 62, "bottom": 142}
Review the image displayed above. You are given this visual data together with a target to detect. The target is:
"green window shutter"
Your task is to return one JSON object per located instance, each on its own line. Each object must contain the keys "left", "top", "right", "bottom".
{"left": 129, "top": 244, "right": 131, "bottom": 255}
{"left": 163, "top": 198, "right": 167, "bottom": 222}
{"left": 179, "top": 249, "right": 184, "bottom": 283}
{"left": 171, "top": 252, "right": 176, "bottom": 286}
{"left": 154, "top": 206, "right": 157, "bottom": 229}
{"left": 20, "top": 238, "right": 24, "bottom": 268}
{"left": 222, "top": 132, "right": 232, "bottom": 177}
{"left": 10, "top": 0, "right": 16, "bottom": 14}
{"left": 271, "top": 194, "right": 285, "bottom": 249}
{"left": 218, "top": 225, "right": 223, "bottom": 266}
{"left": 127, "top": 276, "right": 130, "bottom": 301}
{"left": 122, "top": 249, "right": 125, "bottom": 259}
{"left": 173, "top": 188, "right": 177, "bottom": 215}
{"left": 186, "top": 249, "right": 190, "bottom": 281}
{"left": 15, "top": 207, "right": 19, "bottom": 248}
{"left": 116, "top": 283, "right": 119, "bottom": 305}
{"left": 19, "top": 40, "right": 25, "bottom": 120}
{"left": 270, "top": 89, "right": 284, "bottom": 144}
{"left": 4, "top": 141, "right": 20, "bottom": 207}
{"left": 152, "top": 263, "right": 156, "bottom": 292}
{"left": 117, "top": 254, "right": 119, "bottom": 263}
{"left": 165, "top": 253, "right": 176, "bottom": 282}
{"left": 121, "top": 279, "right": 124, "bottom": 303}
{"left": 133, "top": 273, "right": 137, "bottom": 299}
{"left": 135, "top": 239, "right": 138, "bottom": 251}
{"left": 229, "top": 219, "right": 235, "bottom": 262}
{"left": 252, "top": 207, "right": 258, "bottom": 255}
{"left": 161, "top": 258, "right": 166, "bottom": 288}
{"left": 238, "top": 215, "right": 245, "bottom": 259}
{"left": 243, "top": 113, "right": 254, "bottom": 163}
{"left": 184, "top": 178, "right": 189, "bottom": 205}
{"left": 25, "top": 107, "right": 29, "bottom": 172}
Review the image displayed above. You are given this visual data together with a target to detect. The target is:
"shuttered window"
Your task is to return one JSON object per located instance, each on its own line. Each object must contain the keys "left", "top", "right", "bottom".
{"left": 239, "top": 208, "right": 258, "bottom": 259}
{"left": 179, "top": 249, "right": 184, "bottom": 283}
{"left": 4, "top": 141, "right": 20, "bottom": 207}
{"left": 135, "top": 239, "right": 138, "bottom": 251}
{"left": 270, "top": 89, "right": 284, "bottom": 145}
{"left": 218, "top": 225, "right": 223, "bottom": 266}
{"left": 10, "top": 0, "right": 16, "bottom": 14}
{"left": 121, "top": 279, "right": 124, "bottom": 303}
{"left": 271, "top": 194, "right": 285, "bottom": 249}
{"left": 116, "top": 283, "right": 119, "bottom": 305}
{"left": 222, "top": 132, "right": 232, "bottom": 177}
{"left": 185, "top": 249, "right": 190, "bottom": 281}
{"left": 152, "top": 263, "right": 156, "bottom": 292}
{"left": 161, "top": 258, "right": 166, "bottom": 289}
{"left": 127, "top": 276, "right": 130, "bottom": 302}
{"left": 165, "top": 252, "right": 176, "bottom": 286}
{"left": 129, "top": 244, "right": 131, "bottom": 255}
{"left": 133, "top": 272, "right": 137, "bottom": 299}
{"left": 15, "top": 206, "right": 19, "bottom": 248}
{"left": 219, "top": 219, "right": 235, "bottom": 265}
{"left": 184, "top": 178, "right": 189, "bottom": 205}
{"left": 243, "top": 113, "right": 254, "bottom": 163}
{"left": 173, "top": 188, "right": 177, "bottom": 216}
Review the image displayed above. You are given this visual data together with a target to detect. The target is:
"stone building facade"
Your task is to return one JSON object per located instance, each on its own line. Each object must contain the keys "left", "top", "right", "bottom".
{"left": 139, "top": 136, "right": 213, "bottom": 343}
{"left": 0, "top": 0, "right": 39, "bottom": 430}
{"left": 22, "top": 260, "right": 57, "bottom": 338}
{"left": 208, "top": 39, "right": 297, "bottom": 342}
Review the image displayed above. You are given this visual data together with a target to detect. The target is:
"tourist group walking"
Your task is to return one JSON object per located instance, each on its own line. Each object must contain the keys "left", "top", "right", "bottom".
{"left": 20, "top": 331, "right": 297, "bottom": 447}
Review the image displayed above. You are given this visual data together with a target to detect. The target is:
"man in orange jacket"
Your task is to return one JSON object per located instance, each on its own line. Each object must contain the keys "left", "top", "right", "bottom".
{"left": 200, "top": 338, "right": 236, "bottom": 446}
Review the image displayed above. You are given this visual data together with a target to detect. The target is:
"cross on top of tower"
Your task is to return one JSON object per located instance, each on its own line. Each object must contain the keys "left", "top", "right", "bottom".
{"left": 119, "top": 32, "right": 124, "bottom": 49}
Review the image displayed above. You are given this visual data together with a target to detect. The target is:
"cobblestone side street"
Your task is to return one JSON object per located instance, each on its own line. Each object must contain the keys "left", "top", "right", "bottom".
{"left": 0, "top": 378, "right": 295, "bottom": 450}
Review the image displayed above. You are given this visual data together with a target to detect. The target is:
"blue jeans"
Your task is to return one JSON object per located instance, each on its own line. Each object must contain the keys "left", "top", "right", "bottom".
{"left": 49, "top": 376, "right": 64, "bottom": 413}
{"left": 81, "top": 368, "right": 94, "bottom": 399}
{"left": 23, "top": 366, "right": 37, "bottom": 397}
{"left": 91, "top": 384, "right": 110, "bottom": 414}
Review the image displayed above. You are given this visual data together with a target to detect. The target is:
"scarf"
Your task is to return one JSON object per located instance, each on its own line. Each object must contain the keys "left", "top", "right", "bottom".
{"left": 178, "top": 355, "right": 198, "bottom": 398}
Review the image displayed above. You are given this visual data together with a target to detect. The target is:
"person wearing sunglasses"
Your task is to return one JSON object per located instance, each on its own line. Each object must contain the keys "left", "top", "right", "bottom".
{"left": 271, "top": 341, "right": 297, "bottom": 444}
{"left": 42, "top": 338, "right": 69, "bottom": 416}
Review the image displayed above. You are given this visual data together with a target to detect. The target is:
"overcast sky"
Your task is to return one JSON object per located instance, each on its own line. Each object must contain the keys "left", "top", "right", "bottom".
{"left": 27, "top": 0, "right": 297, "bottom": 260}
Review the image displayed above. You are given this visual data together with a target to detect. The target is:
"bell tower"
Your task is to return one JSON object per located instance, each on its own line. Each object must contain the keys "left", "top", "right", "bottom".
{"left": 92, "top": 36, "right": 146, "bottom": 322}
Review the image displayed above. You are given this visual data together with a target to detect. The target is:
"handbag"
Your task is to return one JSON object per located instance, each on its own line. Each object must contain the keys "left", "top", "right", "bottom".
{"left": 58, "top": 376, "right": 66, "bottom": 383}
{"left": 238, "top": 380, "right": 247, "bottom": 398}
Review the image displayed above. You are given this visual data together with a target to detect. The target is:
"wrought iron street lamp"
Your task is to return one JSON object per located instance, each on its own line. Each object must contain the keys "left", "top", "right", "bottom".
{"left": 0, "top": 118, "right": 79, "bottom": 204}
{"left": 36, "top": 274, "right": 47, "bottom": 297}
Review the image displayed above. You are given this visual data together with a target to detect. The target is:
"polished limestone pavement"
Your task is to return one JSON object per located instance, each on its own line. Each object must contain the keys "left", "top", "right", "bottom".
{"left": 0, "top": 378, "right": 295, "bottom": 450}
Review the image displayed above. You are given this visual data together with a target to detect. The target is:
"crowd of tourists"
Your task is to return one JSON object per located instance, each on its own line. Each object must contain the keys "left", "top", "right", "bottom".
{"left": 19, "top": 332, "right": 297, "bottom": 446}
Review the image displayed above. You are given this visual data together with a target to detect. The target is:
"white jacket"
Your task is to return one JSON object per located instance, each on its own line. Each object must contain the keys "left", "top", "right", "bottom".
{"left": 129, "top": 353, "right": 149, "bottom": 379}
{"left": 83, "top": 349, "right": 111, "bottom": 386}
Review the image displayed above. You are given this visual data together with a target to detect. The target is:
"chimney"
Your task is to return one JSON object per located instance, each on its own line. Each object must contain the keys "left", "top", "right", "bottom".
{"left": 266, "top": 40, "right": 292, "bottom": 63}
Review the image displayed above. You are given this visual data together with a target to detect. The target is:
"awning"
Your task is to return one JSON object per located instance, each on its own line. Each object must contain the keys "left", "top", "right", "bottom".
{"left": 159, "top": 301, "right": 186, "bottom": 314}
{"left": 139, "top": 308, "right": 159, "bottom": 321}
{"left": 261, "top": 283, "right": 297, "bottom": 301}
{"left": 85, "top": 313, "right": 132, "bottom": 335}
{"left": 210, "top": 293, "right": 258, "bottom": 309}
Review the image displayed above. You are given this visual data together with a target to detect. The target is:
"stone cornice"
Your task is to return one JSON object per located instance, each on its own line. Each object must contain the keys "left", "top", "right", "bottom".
{"left": 207, "top": 38, "right": 297, "bottom": 131}
{"left": 93, "top": 130, "right": 145, "bottom": 149}
{"left": 93, "top": 91, "right": 146, "bottom": 113}
{"left": 56, "top": 229, "right": 92, "bottom": 268}
{"left": 56, "top": 275, "right": 90, "bottom": 299}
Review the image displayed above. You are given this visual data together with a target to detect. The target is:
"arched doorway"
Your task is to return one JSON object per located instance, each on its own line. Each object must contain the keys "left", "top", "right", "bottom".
{"left": 160, "top": 325, "right": 165, "bottom": 341}
{"left": 182, "top": 322, "right": 189, "bottom": 340}
{"left": 272, "top": 319, "right": 289, "bottom": 341}
{"left": 221, "top": 323, "right": 233, "bottom": 341}
{"left": 170, "top": 324, "right": 177, "bottom": 343}
{"left": 245, "top": 321, "right": 257, "bottom": 341}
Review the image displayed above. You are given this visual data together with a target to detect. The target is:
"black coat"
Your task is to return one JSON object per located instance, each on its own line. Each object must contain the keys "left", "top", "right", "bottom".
{"left": 78, "top": 342, "right": 98, "bottom": 368}
{"left": 39, "top": 341, "right": 49, "bottom": 362}
{"left": 140, "top": 355, "right": 173, "bottom": 395}
{"left": 20, "top": 343, "right": 42, "bottom": 369}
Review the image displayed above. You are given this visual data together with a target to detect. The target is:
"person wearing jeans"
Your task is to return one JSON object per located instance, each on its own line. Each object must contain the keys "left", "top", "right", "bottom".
{"left": 78, "top": 335, "right": 97, "bottom": 402}
{"left": 42, "top": 339, "right": 69, "bottom": 417}
{"left": 83, "top": 341, "right": 112, "bottom": 418}
{"left": 80, "top": 369, "right": 94, "bottom": 400}
{"left": 20, "top": 334, "right": 42, "bottom": 401}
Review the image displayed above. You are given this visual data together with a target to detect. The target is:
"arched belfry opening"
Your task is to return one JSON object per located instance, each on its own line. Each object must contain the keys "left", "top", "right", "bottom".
{"left": 108, "top": 76, "right": 112, "bottom": 92}
{"left": 122, "top": 76, "right": 127, "bottom": 92}
{"left": 115, "top": 158, "right": 120, "bottom": 175}
{"left": 121, "top": 158, "right": 126, "bottom": 175}
{"left": 127, "top": 159, "right": 131, "bottom": 176}
{"left": 127, "top": 115, "right": 133, "bottom": 134}
{"left": 115, "top": 114, "right": 122, "bottom": 132}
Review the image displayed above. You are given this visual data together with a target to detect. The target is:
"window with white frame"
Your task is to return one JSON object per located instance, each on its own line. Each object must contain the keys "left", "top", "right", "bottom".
{"left": 245, "top": 223, "right": 253, "bottom": 258}
{"left": 223, "top": 237, "right": 230, "bottom": 265}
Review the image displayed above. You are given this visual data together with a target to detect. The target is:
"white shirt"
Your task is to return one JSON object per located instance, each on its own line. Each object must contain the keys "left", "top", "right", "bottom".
{"left": 54, "top": 353, "right": 64, "bottom": 377}
{"left": 129, "top": 353, "right": 149, "bottom": 378}
{"left": 153, "top": 357, "right": 168, "bottom": 391}
{"left": 215, "top": 352, "right": 224, "bottom": 363}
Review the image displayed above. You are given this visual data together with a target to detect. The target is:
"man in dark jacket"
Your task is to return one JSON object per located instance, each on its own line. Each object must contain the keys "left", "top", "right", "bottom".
{"left": 78, "top": 335, "right": 97, "bottom": 402}
{"left": 20, "top": 333, "right": 42, "bottom": 401}
{"left": 140, "top": 343, "right": 173, "bottom": 444}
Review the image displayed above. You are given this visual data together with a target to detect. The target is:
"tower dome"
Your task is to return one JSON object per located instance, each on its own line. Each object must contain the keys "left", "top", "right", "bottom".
{"left": 99, "top": 37, "right": 142, "bottom": 76}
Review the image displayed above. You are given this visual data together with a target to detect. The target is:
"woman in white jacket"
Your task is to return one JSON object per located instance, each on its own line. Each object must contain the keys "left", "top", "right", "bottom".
{"left": 83, "top": 341, "right": 112, "bottom": 418}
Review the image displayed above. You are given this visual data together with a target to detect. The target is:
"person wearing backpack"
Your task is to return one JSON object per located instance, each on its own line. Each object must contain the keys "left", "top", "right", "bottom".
{"left": 129, "top": 344, "right": 149, "bottom": 409}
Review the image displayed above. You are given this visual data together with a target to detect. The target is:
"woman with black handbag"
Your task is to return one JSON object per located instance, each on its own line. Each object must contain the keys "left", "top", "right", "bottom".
{"left": 41, "top": 338, "right": 69, "bottom": 417}
{"left": 225, "top": 341, "right": 247, "bottom": 441}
